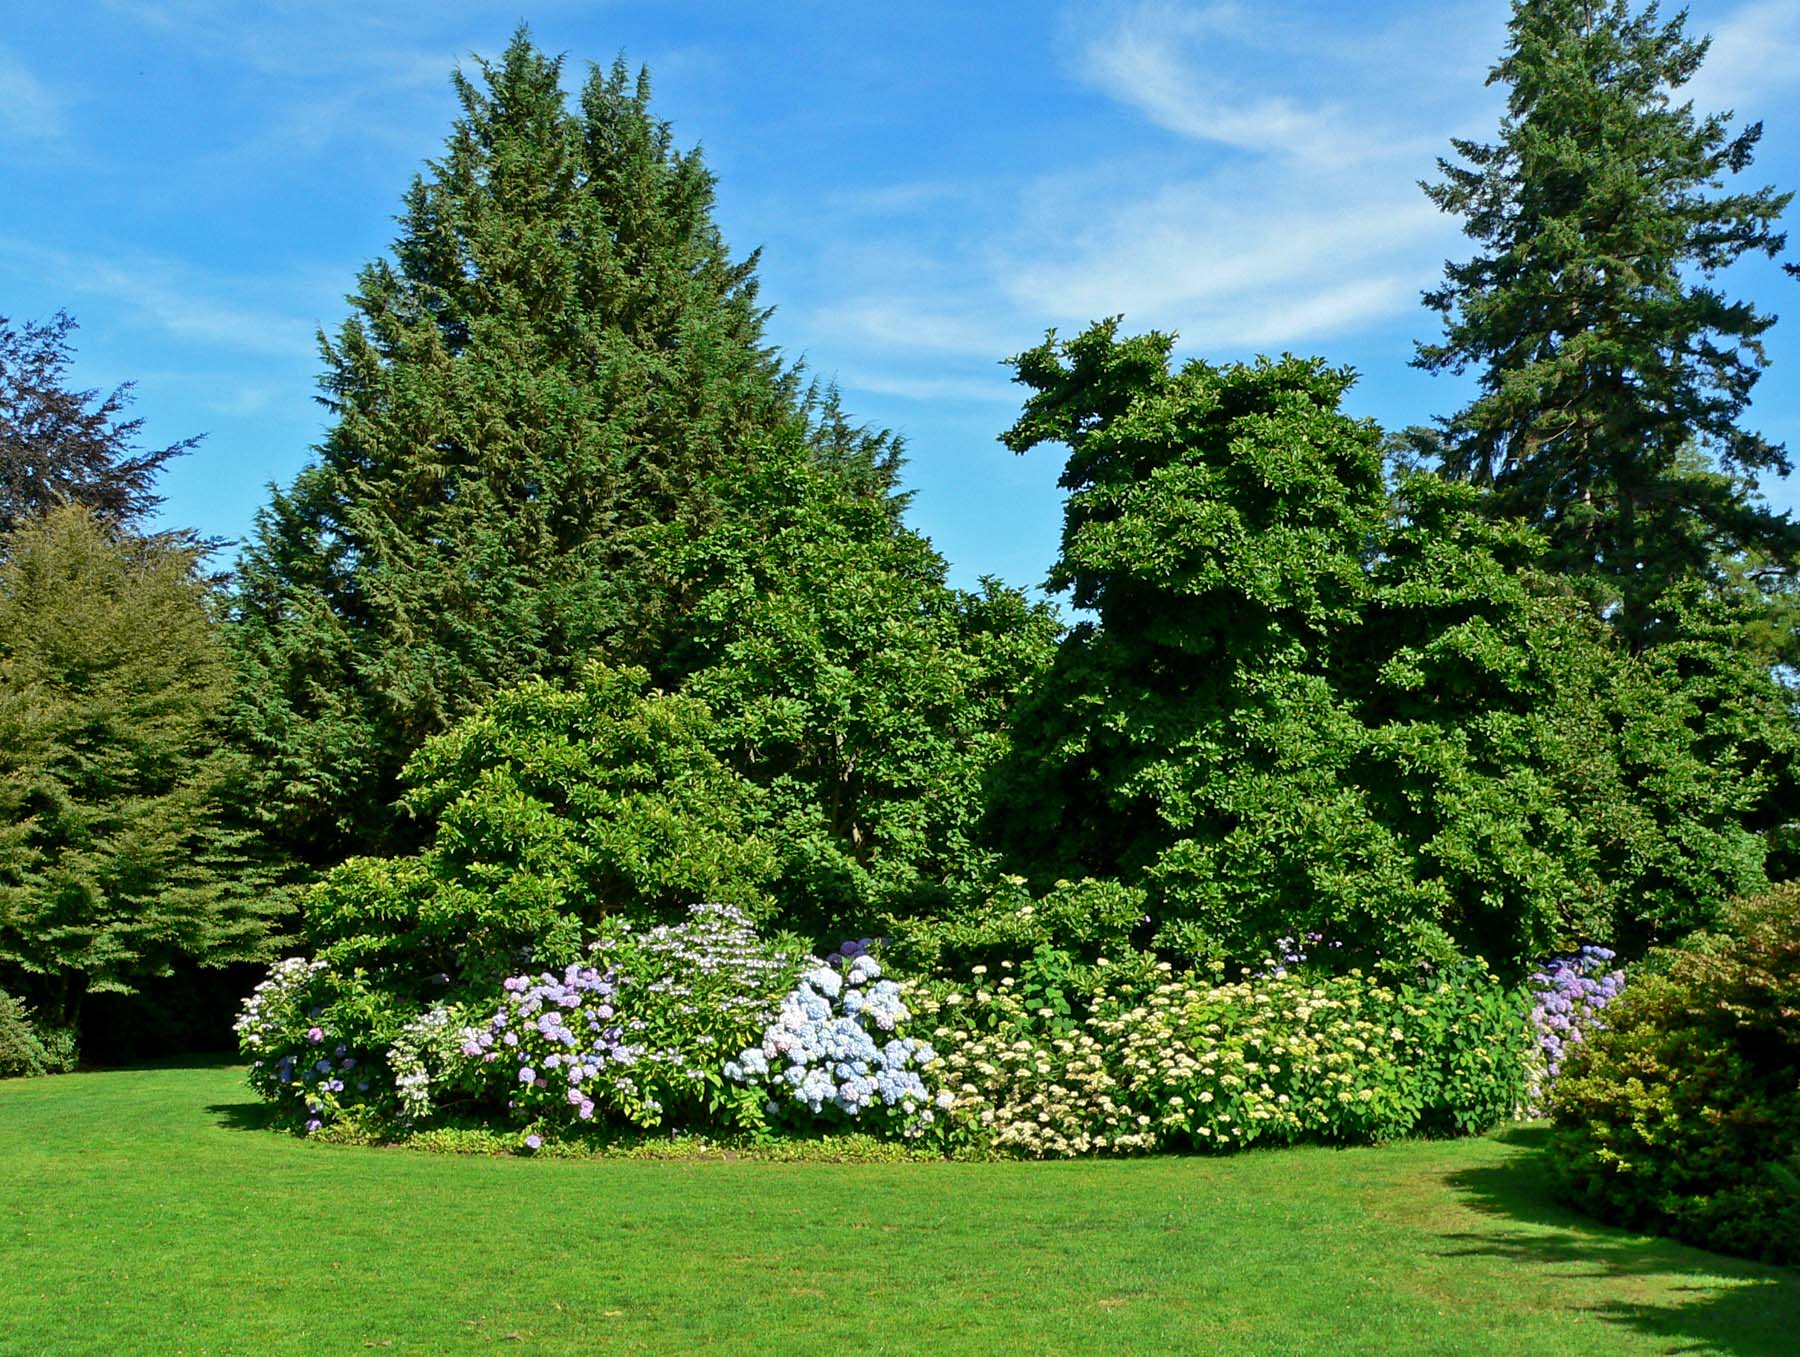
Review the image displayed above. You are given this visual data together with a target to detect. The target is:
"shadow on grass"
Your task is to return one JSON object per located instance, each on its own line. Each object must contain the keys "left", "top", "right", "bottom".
{"left": 207, "top": 1099, "right": 281, "bottom": 1133}
{"left": 1438, "top": 1125, "right": 1798, "bottom": 1357}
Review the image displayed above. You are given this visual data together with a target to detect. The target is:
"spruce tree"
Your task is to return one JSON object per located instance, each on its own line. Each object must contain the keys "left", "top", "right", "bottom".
{"left": 231, "top": 30, "right": 884, "bottom": 864}
{"left": 1416, "top": 0, "right": 1796, "bottom": 643}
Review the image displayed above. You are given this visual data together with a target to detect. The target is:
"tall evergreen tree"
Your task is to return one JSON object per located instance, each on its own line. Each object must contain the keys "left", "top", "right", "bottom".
{"left": 0, "top": 507, "right": 280, "bottom": 1037}
{"left": 1416, "top": 0, "right": 1797, "bottom": 643}
{"left": 231, "top": 30, "right": 891, "bottom": 865}
{"left": 0, "top": 311, "right": 199, "bottom": 538}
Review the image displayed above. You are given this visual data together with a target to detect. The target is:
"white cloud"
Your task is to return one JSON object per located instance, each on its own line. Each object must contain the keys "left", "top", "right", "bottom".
{"left": 1684, "top": 0, "right": 1800, "bottom": 115}
{"left": 834, "top": 369, "right": 1022, "bottom": 405}
{"left": 796, "top": 1, "right": 1493, "bottom": 375}
{"left": 997, "top": 168, "right": 1448, "bottom": 349}
{"left": 1077, "top": 3, "right": 1362, "bottom": 165}
{"left": 0, "top": 47, "right": 67, "bottom": 145}
{"left": 807, "top": 297, "right": 1028, "bottom": 360}
{"left": 0, "top": 238, "right": 321, "bottom": 359}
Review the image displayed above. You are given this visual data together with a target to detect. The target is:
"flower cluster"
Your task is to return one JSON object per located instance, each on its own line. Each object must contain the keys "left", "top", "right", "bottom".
{"left": 462, "top": 963, "right": 643, "bottom": 1126}
{"left": 823, "top": 936, "right": 884, "bottom": 970}
{"left": 588, "top": 902, "right": 803, "bottom": 1128}
{"left": 924, "top": 963, "right": 1143, "bottom": 1157}
{"left": 1526, "top": 946, "right": 1624, "bottom": 1113}
{"left": 726, "top": 955, "right": 948, "bottom": 1137}
{"left": 234, "top": 957, "right": 371, "bottom": 1133}
{"left": 1263, "top": 931, "right": 1344, "bottom": 978}
{"left": 388, "top": 1005, "right": 469, "bottom": 1123}
{"left": 919, "top": 957, "right": 1529, "bottom": 1157}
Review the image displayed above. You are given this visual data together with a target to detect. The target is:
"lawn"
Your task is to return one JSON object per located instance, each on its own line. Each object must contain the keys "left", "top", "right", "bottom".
{"left": 0, "top": 1065, "right": 1793, "bottom": 1356}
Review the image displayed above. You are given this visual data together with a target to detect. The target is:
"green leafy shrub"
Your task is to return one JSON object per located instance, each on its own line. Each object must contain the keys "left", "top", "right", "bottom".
{"left": 0, "top": 988, "right": 74, "bottom": 1077}
{"left": 1548, "top": 884, "right": 1800, "bottom": 1263}
{"left": 882, "top": 876, "right": 1147, "bottom": 976}
{"left": 303, "top": 663, "right": 781, "bottom": 1013}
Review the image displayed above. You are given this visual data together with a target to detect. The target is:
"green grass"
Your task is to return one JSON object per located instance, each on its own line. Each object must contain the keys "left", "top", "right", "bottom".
{"left": 1, "top": 1065, "right": 1794, "bottom": 1356}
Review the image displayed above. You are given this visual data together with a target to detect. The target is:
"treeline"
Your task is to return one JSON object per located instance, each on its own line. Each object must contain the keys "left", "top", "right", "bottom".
{"left": 2, "top": 2, "right": 1797, "bottom": 1066}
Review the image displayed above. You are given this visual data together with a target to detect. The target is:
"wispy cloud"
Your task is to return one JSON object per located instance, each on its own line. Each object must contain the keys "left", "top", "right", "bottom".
{"left": 0, "top": 46, "right": 68, "bottom": 146}
{"left": 796, "top": 0, "right": 1499, "bottom": 377}
{"left": 1685, "top": 0, "right": 1800, "bottom": 116}
{"left": 1076, "top": 2, "right": 1364, "bottom": 165}
{"left": 833, "top": 369, "right": 1022, "bottom": 405}
{"left": 0, "top": 238, "right": 322, "bottom": 359}
{"left": 100, "top": 0, "right": 480, "bottom": 161}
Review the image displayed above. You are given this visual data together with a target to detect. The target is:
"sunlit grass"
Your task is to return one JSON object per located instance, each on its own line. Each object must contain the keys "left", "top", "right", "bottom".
{"left": 1, "top": 1064, "right": 1793, "bottom": 1356}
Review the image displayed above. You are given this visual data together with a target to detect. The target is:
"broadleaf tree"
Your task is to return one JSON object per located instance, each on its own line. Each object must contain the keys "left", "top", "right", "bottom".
{"left": 989, "top": 320, "right": 1785, "bottom": 975}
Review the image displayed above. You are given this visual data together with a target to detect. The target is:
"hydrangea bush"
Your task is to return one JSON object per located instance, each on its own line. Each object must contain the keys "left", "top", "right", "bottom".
{"left": 1525, "top": 946, "right": 1624, "bottom": 1113}
{"left": 918, "top": 955, "right": 1531, "bottom": 1157}
{"left": 237, "top": 907, "right": 1537, "bottom": 1158}
{"left": 235, "top": 958, "right": 375, "bottom": 1132}
{"left": 459, "top": 964, "right": 643, "bottom": 1126}
{"left": 726, "top": 954, "right": 949, "bottom": 1138}
{"left": 587, "top": 902, "right": 805, "bottom": 1128}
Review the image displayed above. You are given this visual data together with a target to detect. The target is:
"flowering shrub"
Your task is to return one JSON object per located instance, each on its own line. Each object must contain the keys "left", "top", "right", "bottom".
{"left": 919, "top": 954, "right": 1531, "bottom": 1157}
{"left": 459, "top": 964, "right": 645, "bottom": 1127}
{"left": 235, "top": 958, "right": 374, "bottom": 1132}
{"left": 726, "top": 954, "right": 949, "bottom": 1137}
{"left": 1525, "top": 946, "right": 1624, "bottom": 1113}
{"left": 1550, "top": 887, "right": 1800, "bottom": 1264}
{"left": 588, "top": 902, "right": 805, "bottom": 1128}
{"left": 236, "top": 909, "right": 1534, "bottom": 1159}
{"left": 389, "top": 1005, "right": 478, "bottom": 1123}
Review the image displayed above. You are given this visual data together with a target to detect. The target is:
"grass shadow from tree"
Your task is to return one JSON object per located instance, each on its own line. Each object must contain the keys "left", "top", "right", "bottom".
{"left": 1436, "top": 1124, "right": 1798, "bottom": 1357}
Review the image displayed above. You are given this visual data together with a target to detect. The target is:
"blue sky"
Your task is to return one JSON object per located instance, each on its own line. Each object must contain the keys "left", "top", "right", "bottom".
{"left": 4, "top": 0, "right": 1798, "bottom": 596}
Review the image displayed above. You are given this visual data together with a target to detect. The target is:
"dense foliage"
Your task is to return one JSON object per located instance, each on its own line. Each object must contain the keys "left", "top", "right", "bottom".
{"left": 1415, "top": 0, "right": 1797, "bottom": 642}
{"left": 228, "top": 30, "right": 897, "bottom": 867}
{"left": 657, "top": 431, "right": 1059, "bottom": 937}
{"left": 0, "top": 506, "right": 279, "bottom": 1036}
{"left": 236, "top": 900, "right": 1532, "bottom": 1160}
{"left": 298, "top": 664, "right": 781, "bottom": 1027}
{"left": 0, "top": 987, "right": 74, "bottom": 1077}
{"left": 986, "top": 321, "right": 1779, "bottom": 975}
{"left": 1548, "top": 885, "right": 1800, "bottom": 1263}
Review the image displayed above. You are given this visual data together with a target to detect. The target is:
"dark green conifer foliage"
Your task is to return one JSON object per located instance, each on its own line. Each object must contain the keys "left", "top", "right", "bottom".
{"left": 0, "top": 507, "right": 280, "bottom": 1034}
{"left": 231, "top": 31, "right": 867, "bottom": 864}
{"left": 1416, "top": 0, "right": 1797, "bottom": 642}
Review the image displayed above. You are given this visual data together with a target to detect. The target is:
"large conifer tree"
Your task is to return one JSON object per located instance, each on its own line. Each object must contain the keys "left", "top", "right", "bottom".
{"left": 1416, "top": 0, "right": 1796, "bottom": 643}
{"left": 0, "top": 507, "right": 280, "bottom": 1036}
{"left": 231, "top": 31, "right": 888, "bottom": 864}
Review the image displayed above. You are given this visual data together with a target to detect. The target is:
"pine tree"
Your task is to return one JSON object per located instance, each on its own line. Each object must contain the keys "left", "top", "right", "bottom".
{"left": 0, "top": 311, "right": 199, "bottom": 537}
{"left": 0, "top": 506, "right": 280, "bottom": 1036}
{"left": 1416, "top": 0, "right": 1797, "bottom": 643}
{"left": 231, "top": 30, "right": 890, "bottom": 864}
